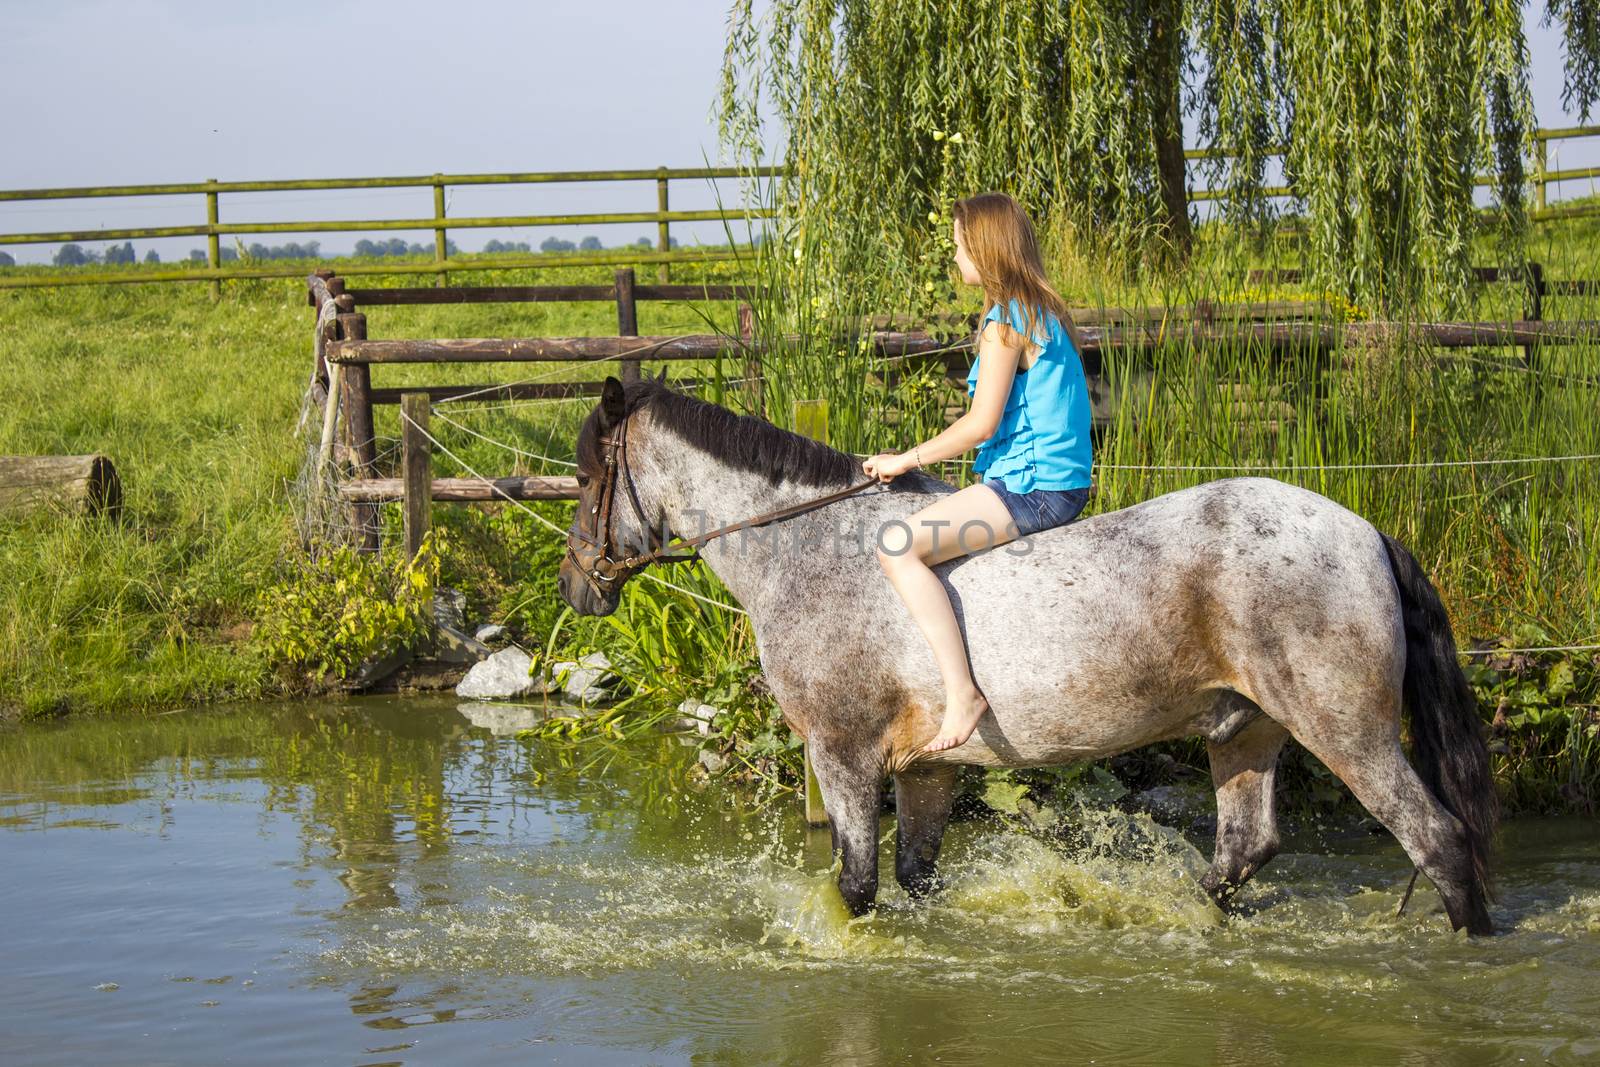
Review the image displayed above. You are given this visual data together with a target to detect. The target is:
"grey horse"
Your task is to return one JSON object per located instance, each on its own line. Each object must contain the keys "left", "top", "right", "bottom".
{"left": 558, "top": 376, "right": 1497, "bottom": 935}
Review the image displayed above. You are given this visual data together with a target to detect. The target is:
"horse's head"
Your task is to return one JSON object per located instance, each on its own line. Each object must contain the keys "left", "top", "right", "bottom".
{"left": 558, "top": 375, "right": 659, "bottom": 616}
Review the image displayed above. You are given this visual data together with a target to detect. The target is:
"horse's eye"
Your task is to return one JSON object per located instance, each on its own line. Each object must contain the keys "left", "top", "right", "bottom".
{"left": 576, "top": 474, "right": 591, "bottom": 489}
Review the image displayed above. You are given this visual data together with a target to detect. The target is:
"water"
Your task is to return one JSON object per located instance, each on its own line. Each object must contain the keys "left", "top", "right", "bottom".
{"left": 2, "top": 697, "right": 1597, "bottom": 1065}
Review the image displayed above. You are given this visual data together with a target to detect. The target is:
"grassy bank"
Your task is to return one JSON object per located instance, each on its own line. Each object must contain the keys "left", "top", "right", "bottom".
{"left": 0, "top": 258, "right": 743, "bottom": 718}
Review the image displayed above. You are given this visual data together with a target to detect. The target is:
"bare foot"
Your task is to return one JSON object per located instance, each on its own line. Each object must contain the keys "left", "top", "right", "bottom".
{"left": 922, "top": 688, "right": 990, "bottom": 753}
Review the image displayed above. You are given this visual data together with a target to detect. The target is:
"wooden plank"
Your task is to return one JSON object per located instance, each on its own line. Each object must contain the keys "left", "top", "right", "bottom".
{"left": 338, "top": 476, "right": 579, "bottom": 502}
{"left": 401, "top": 394, "right": 431, "bottom": 560}
{"left": 369, "top": 378, "right": 712, "bottom": 405}
{"left": 0, "top": 165, "right": 788, "bottom": 202}
{"left": 0, "top": 249, "right": 749, "bottom": 290}
{"left": 327, "top": 335, "right": 753, "bottom": 364}
{"left": 326, "top": 319, "right": 1600, "bottom": 372}
{"left": 0, "top": 454, "right": 122, "bottom": 516}
{"left": 345, "top": 283, "right": 757, "bottom": 306}
{"left": 0, "top": 208, "right": 777, "bottom": 245}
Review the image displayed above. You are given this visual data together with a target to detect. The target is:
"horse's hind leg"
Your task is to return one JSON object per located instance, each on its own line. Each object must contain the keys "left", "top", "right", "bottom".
{"left": 1269, "top": 699, "right": 1491, "bottom": 934}
{"left": 894, "top": 765, "right": 958, "bottom": 898}
{"left": 807, "top": 740, "right": 885, "bottom": 916}
{"left": 1203, "top": 716, "right": 1290, "bottom": 909}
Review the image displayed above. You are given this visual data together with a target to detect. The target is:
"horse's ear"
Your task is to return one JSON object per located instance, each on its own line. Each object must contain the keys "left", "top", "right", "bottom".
{"left": 656, "top": 366, "right": 668, "bottom": 384}
{"left": 599, "top": 376, "right": 626, "bottom": 431}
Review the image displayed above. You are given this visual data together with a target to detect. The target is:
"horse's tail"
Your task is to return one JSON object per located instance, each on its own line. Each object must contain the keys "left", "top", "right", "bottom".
{"left": 1378, "top": 532, "right": 1497, "bottom": 900}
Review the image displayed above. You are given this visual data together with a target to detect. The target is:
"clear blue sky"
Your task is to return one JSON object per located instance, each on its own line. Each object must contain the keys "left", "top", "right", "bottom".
{"left": 0, "top": 1, "right": 1593, "bottom": 264}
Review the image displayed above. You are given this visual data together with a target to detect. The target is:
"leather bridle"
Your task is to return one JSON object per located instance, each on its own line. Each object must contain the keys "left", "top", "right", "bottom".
{"left": 564, "top": 411, "right": 882, "bottom": 598}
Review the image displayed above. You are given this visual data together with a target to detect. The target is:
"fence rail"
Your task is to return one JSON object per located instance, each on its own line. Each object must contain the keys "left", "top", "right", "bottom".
{"left": 0, "top": 165, "right": 783, "bottom": 294}
{"left": 7, "top": 125, "right": 1600, "bottom": 292}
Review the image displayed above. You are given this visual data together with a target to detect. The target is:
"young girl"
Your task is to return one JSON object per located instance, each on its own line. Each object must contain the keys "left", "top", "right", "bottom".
{"left": 862, "top": 192, "right": 1094, "bottom": 754}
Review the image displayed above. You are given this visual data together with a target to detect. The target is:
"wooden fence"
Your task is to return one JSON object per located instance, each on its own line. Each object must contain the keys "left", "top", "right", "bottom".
{"left": 0, "top": 166, "right": 782, "bottom": 294}
{"left": 305, "top": 266, "right": 1600, "bottom": 560}
{"left": 8, "top": 123, "right": 1600, "bottom": 293}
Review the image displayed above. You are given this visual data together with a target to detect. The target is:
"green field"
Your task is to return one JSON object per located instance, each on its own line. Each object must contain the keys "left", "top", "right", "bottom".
{"left": 0, "top": 259, "right": 746, "bottom": 719}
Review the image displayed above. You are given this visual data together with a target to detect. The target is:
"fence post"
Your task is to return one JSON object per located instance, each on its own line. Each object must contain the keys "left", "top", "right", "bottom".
{"left": 336, "top": 297, "right": 381, "bottom": 553}
{"left": 739, "top": 302, "right": 763, "bottom": 417}
{"left": 401, "top": 392, "right": 432, "bottom": 561}
{"left": 614, "top": 267, "right": 640, "bottom": 384}
{"left": 1524, "top": 260, "right": 1544, "bottom": 369}
{"left": 205, "top": 178, "right": 221, "bottom": 303}
{"left": 1536, "top": 138, "right": 1548, "bottom": 213}
{"left": 431, "top": 175, "right": 448, "bottom": 288}
{"left": 656, "top": 168, "right": 670, "bottom": 284}
{"left": 792, "top": 397, "right": 831, "bottom": 828}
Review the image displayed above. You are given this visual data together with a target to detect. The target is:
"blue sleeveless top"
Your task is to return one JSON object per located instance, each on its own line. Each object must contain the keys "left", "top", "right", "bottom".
{"left": 965, "top": 297, "right": 1093, "bottom": 493}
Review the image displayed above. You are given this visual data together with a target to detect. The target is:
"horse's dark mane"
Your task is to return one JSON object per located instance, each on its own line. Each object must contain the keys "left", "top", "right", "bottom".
{"left": 577, "top": 377, "right": 862, "bottom": 487}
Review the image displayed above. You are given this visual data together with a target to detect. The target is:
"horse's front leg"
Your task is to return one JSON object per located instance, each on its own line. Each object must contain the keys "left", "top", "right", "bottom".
{"left": 807, "top": 740, "right": 886, "bottom": 915}
{"left": 894, "top": 764, "right": 958, "bottom": 897}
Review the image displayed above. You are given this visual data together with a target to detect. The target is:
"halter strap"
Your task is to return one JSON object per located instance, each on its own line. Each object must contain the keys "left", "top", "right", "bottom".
{"left": 565, "top": 410, "right": 883, "bottom": 592}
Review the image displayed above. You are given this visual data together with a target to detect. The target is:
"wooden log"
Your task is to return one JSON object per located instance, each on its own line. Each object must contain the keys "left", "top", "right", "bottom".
{"left": 401, "top": 393, "right": 431, "bottom": 560}
{"left": 338, "top": 476, "right": 579, "bottom": 502}
{"left": 0, "top": 454, "right": 122, "bottom": 516}
{"left": 338, "top": 310, "right": 380, "bottom": 552}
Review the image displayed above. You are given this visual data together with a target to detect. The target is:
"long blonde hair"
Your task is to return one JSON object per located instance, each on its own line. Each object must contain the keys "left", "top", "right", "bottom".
{"left": 953, "top": 192, "right": 1072, "bottom": 351}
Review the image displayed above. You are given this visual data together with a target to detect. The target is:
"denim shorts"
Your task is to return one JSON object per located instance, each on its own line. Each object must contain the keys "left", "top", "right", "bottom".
{"left": 983, "top": 478, "right": 1090, "bottom": 537}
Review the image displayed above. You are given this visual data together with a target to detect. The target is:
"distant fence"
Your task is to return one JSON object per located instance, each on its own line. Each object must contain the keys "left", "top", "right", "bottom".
{"left": 0, "top": 166, "right": 783, "bottom": 294}
{"left": 1183, "top": 123, "right": 1600, "bottom": 213}
{"left": 6, "top": 124, "right": 1600, "bottom": 293}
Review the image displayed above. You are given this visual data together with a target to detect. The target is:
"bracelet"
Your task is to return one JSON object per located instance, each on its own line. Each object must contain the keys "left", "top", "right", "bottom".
{"left": 913, "top": 444, "right": 924, "bottom": 468}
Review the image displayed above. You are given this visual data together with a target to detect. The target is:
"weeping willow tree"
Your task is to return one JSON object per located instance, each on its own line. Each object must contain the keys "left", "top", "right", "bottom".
{"left": 721, "top": 0, "right": 1600, "bottom": 313}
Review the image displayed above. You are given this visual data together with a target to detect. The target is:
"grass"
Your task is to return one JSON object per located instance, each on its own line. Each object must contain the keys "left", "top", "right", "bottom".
{"left": 0, "top": 256, "right": 746, "bottom": 718}
{"left": 0, "top": 233, "right": 1595, "bottom": 812}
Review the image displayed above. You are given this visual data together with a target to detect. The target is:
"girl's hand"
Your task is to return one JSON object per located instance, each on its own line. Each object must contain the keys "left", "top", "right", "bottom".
{"left": 862, "top": 452, "right": 915, "bottom": 482}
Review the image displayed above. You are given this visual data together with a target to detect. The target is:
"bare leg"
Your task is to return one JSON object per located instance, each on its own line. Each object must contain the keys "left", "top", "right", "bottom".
{"left": 876, "top": 483, "right": 1018, "bottom": 753}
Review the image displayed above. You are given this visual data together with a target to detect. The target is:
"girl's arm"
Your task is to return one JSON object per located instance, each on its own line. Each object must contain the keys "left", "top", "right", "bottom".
{"left": 914, "top": 320, "right": 1024, "bottom": 463}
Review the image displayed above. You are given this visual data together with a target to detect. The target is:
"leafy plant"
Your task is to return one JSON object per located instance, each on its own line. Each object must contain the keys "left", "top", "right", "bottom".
{"left": 254, "top": 531, "right": 447, "bottom": 682}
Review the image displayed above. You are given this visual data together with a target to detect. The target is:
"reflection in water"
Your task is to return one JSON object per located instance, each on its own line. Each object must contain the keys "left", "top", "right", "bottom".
{"left": 2, "top": 696, "right": 1598, "bottom": 1066}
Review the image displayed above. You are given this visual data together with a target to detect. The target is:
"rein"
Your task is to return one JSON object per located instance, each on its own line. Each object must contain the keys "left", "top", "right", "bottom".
{"left": 565, "top": 411, "right": 881, "bottom": 593}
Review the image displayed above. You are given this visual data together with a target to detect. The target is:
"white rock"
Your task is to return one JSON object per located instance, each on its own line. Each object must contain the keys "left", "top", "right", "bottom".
{"left": 676, "top": 698, "right": 726, "bottom": 736}
{"left": 474, "top": 623, "right": 507, "bottom": 645}
{"left": 551, "top": 651, "right": 618, "bottom": 703}
{"left": 455, "top": 647, "right": 541, "bottom": 700}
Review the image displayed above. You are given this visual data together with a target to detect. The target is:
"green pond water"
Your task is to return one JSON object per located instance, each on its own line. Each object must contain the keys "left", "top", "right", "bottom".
{"left": 1, "top": 696, "right": 1597, "bottom": 1066}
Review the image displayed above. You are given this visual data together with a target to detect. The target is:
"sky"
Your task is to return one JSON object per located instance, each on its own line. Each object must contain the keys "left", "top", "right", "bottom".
{"left": 1, "top": 1, "right": 1596, "bottom": 265}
